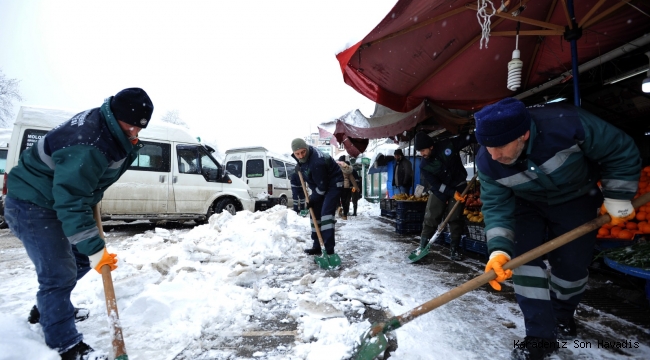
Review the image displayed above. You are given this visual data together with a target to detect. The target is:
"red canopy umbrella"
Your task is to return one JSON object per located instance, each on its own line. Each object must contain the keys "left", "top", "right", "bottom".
{"left": 337, "top": 0, "right": 650, "bottom": 112}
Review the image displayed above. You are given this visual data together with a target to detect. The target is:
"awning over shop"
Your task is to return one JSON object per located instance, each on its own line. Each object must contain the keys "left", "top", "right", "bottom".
{"left": 319, "top": 100, "right": 469, "bottom": 157}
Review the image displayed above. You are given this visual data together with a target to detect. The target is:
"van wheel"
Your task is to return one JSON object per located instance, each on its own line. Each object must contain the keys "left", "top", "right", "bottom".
{"left": 215, "top": 198, "right": 237, "bottom": 215}
{"left": 279, "top": 196, "right": 288, "bottom": 207}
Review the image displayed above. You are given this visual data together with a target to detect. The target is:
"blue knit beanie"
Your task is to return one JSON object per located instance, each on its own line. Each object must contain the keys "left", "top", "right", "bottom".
{"left": 474, "top": 98, "right": 531, "bottom": 147}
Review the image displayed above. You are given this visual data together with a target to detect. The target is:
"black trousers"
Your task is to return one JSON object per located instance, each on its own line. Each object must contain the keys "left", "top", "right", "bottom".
{"left": 339, "top": 188, "right": 352, "bottom": 216}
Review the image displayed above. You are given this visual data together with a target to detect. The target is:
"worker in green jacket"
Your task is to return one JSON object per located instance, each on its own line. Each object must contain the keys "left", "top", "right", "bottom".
{"left": 5, "top": 88, "right": 154, "bottom": 360}
{"left": 475, "top": 98, "right": 640, "bottom": 360}
{"left": 414, "top": 131, "right": 476, "bottom": 260}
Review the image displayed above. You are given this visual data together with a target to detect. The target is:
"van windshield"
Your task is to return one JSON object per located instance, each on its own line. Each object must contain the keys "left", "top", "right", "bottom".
{"left": 246, "top": 159, "right": 264, "bottom": 178}
{"left": 226, "top": 161, "right": 243, "bottom": 178}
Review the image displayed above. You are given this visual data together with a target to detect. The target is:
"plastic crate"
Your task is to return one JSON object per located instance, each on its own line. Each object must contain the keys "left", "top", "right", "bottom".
{"left": 395, "top": 219, "right": 422, "bottom": 234}
{"left": 395, "top": 200, "right": 427, "bottom": 212}
{"left": 380, "top": 199, "right": 398, "bottom": 211}
{"left": 466, "top": 224, "right": 486, "bottom": 242}
{"left": 396, "top": 209, "right": 425, "bottom": 222}
{"left": 380, "top": 209, "right": 396, "bottom": 218}
{"left": 463, "top": 237, "right": 488, "bottom": 257}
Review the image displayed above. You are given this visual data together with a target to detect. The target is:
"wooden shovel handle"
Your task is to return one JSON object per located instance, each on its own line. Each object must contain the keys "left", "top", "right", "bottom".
{"left": 296, "top": 169, "right": 327, "bottom": 250}
{"left": 93, "top": 205, "right": 128, "bottom": 359}
{"left": 370, "top": 191, "right": 650, "bottom": 337}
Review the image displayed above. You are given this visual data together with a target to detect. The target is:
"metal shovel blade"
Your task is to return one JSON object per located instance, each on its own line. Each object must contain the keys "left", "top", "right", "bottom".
{"left": 408, "top": 245, "right": 430, "bottom": 263}
{"left": 352, "top": 331, "right": 388, "bottom": 360}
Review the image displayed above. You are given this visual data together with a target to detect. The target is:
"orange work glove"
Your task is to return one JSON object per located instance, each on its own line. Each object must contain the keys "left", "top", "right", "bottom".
{"left": 88, "top": 248, "right": 118, "bottom": 274}
{"left": 600, "top": 198, "right": 635, "bottom": 226}
{"left": 485, "top": 252, "right": 512, "bottom": 291}
{"left": 453, "top": 191, "right": 466, "bottom": 203}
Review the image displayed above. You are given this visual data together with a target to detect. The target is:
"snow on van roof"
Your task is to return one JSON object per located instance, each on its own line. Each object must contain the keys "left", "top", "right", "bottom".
{"left": 224, "top": 146, "right": 295, "bottom": 164}
{"left": 15, "top": 106, "right": 198, "bottom": 144}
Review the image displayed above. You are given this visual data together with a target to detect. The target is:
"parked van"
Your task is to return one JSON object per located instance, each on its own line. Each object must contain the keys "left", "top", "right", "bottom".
{"left": 0, "top": 128, "right": 11, "bottom": 228}
{"left": 223, "top": 147, "right": 296, "bottom": 211}
{"left": 3, "top": 106, "right": 256, "bottom": 223}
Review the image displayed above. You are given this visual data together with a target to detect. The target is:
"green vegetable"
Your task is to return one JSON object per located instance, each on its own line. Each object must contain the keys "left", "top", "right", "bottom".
{"left": 597, "top": 241, "right": 650, "bottom": 269}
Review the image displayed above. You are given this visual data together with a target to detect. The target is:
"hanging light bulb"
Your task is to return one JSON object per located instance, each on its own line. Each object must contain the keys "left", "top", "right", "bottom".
{"left": 507, "top": 22, "right": 523, "bottom": 91}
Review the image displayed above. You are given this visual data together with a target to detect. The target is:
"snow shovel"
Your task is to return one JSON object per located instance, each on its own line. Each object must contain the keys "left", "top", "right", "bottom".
{"left": 93, "top": 205, "right": 129, "bottom": 360}
{"left": 296, "top": 168, "right": 342, "bottom": 269}
{"left": 408, "top": 174, "right": 478, "bottom": 263}
{"left": 354, "top": 191, "right": 650, "bottom": 360}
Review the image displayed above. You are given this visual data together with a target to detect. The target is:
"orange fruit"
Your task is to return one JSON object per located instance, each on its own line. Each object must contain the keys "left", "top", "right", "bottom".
{"left": 626, "top": 222, "right": 638, "bottom": 230}
{"left": 597, "top": 228, "right": 610, "bottom": 237}
{"left": 610, "top": 226, "right": 623, "bottom": 237}
{"left": 639, "top": 181, "right": 648, "bottom": 189}
{"left": 601, "top": 223, "right": 613, "bottom": 229}
{"left": 642, "top": 224, "right": 650, "bottom": 234}
{"left": 637, "top": 212, "right": 647, "bottom": 221}
{"left": 618, "top": 229, "right": 634, "bottom": 240}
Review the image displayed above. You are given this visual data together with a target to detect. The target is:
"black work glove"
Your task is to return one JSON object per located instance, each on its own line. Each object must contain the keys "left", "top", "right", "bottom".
{"left": 310, "top": 192, "right": 324, "bottom": 204}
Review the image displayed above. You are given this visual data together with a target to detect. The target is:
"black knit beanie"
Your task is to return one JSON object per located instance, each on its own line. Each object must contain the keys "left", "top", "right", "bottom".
{"left": 110, "top": 88, "right": 154, "bottom": 128}
{"left": 414, "top": 132, "right": 434, "bottom": 150}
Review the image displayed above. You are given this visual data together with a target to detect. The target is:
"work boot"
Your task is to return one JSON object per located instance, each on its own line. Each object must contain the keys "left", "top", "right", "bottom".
{"left": 510, "top": 336, "right": 559, "bottom": 360}
{"left": 450, "top": 247, "right": 463, "bottom": 261}
{"left": 325, "top": 249, "right": 335, "bottom": 255}
{"left": 304, "top": 248, "right": 322, "bottom": 256}
{"left": 337, "top": 207, "right": 343, "bottom": 217}
{"left": 555, "top": 317, "right": 577, "bottom": 340}
{"left": 60, "top": 341, "right": 107, "bottom": 360}
{"left": 28, "top": 305, "right": 89, "bottom": 324}
{"left": 419, "top": 235, "right": 429, "bottom": 250}
{"left": 341, "top": 215, "right": 348, "bottom": 220}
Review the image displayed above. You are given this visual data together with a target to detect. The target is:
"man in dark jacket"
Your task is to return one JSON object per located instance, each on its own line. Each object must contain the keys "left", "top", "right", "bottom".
{"left": 291, "top": 138, "right": 343, "bottom": 255}
{"left": 5, "top": 88, "right": 154, "bottom": 360}
{"left": 415, "top": 131, "right": 475, "bottom": 260}
{"left": 475, "top": 98, "right": 641, "bottom": 360}
{"left": 290, "top": 171, "right": 306, "bottom": 214}
{"left": 392, "top": 148, "right": 413, "bottom": 195}
{"left": 350, "top": 162, "right": 362, "bottom": 216}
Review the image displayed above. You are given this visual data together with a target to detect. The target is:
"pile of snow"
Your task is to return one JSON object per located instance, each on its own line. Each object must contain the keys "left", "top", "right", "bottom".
{"left": 0, "top": 200, "right": 384, "bottom": 359}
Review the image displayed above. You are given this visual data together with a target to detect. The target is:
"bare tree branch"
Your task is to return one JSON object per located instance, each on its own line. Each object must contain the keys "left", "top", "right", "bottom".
{"left": 0, "top": 69, "right": 23, "bottom": 127}
{"left": 160, "top": 109, "right": 189, "bottom": 129}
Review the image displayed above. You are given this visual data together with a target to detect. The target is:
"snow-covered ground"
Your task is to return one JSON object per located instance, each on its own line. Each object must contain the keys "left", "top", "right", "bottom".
{"left": 0, "top": 200, "right": 648, "bottom": 360}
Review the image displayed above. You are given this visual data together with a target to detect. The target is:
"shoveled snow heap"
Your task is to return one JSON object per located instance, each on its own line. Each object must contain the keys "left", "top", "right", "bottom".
{"left": 1, "top": 199, "right": 649, "bottom": 360}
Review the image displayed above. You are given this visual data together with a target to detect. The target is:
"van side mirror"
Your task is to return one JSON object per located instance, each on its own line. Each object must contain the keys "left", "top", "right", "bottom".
{"left": 206, "top": 168, "right": 220, "bottom": 182}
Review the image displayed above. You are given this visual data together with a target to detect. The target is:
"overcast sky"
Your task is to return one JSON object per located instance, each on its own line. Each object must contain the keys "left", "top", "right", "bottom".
{"left": 0, "top": 0, "right": 397, "bottom": 155}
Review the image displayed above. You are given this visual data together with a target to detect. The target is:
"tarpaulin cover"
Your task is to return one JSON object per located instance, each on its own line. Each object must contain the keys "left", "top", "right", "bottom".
{"left": 319, "top": 100, "right": 469, "bottom": 157}
{"left": 336, "top": 0, "right": 650, "bottom": 112}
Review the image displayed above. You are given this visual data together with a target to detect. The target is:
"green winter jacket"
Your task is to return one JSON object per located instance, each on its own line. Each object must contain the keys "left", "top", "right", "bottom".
{"left": 477, "top": 104, "right": 641, "bottom": 257}
{"left": 7, "top": 99, "right": 142, "bottom": 256}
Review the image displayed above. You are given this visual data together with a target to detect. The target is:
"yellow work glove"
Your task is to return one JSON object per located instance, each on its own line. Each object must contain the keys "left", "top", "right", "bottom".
{"left": 485, "top": 251, "right": 512, "bottom": 291}
{"left": 453, "top": 191, "right": 466, "bottom": 203}
{"left": 88, "top": 248, "right": 118, "bottom": 274}
{"left": 600, "top": 198, "right": 635, "bottom": 226}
